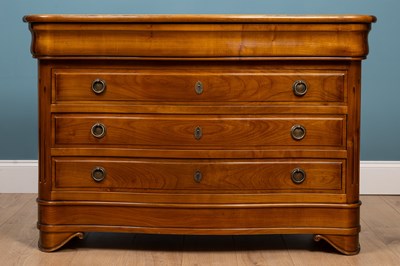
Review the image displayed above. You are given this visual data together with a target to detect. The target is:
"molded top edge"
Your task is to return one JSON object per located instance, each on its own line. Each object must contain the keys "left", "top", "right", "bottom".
{"left": 23, "top": 14, "right": 377, "bottom": 24}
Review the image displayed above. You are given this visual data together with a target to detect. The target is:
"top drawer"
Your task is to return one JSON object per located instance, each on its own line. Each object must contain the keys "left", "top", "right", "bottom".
{"left": 53, "top": 69, "right": 346, "bottom": 103}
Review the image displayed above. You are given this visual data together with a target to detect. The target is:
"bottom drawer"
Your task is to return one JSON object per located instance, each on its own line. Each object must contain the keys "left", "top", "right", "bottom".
{"left": 53, "top": 158, "right": 344, "bottom": 193}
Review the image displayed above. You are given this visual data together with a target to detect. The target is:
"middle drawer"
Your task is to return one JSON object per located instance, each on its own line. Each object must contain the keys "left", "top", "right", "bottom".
{"left": 54, "top": 114, "right": 346, "bottom": 148}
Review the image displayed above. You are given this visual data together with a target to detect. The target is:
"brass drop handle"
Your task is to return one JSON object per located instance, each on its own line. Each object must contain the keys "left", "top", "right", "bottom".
{"left": 195, "top": 81, "right": 203, "bottom": 95}
{"left": 91, "top": 123, "right": 107, "bottom": 138}
{"left": 92, "top": 79, "right": 106, "bottom": 94}
{"left": 291, "top": 168, "right": 306, "bottom": 184}
{"left": 92, "top": 166, "right": 106, "bottom": 182}
{"left": 194, "top": 126, "right": 202, "bottom": 140}
{"left": 293, "top": 80, "right": 308, "bottom": 96}
{"left": 291, "top": 124, "right": 306, "bottom": 140}
{"left": 194, "top": 170, "right": 202, "bottom": 183}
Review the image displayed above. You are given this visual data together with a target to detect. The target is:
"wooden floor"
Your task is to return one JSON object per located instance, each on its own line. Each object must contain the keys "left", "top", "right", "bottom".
{"left": 1, "top": 194, "right": 399, "bottom": 265}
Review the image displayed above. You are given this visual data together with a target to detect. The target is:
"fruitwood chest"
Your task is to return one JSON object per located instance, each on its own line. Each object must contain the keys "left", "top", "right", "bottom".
{"left": 24, "top": 14, "right": 375, "bottom": 254}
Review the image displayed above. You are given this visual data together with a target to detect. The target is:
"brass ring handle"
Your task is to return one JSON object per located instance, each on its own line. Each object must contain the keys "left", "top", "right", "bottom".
{"left": 91, "top": 123, "right": 107, "bottom": 138}
{"left": 194, "top": 126, "right": 202, "bottom": 140}
{"left": 291, "top": 168, "right": 306, "bottom": 184}
{"left": 92, "top": 166, "right": 106, "bottom": 182}
{"left": 195, "top": 81, "right": 203, "bottom": 95}
{"left": 291, "top": 124, "right": 306, "bottom": 140}
{"left": 92, "top": 79, "right": 106, "bottom": 94}
{"left": 194, "top": 170, "right": 202, "bottom": 183}
{"left": 292, "top": 80, "right": 308, "bottom": 96}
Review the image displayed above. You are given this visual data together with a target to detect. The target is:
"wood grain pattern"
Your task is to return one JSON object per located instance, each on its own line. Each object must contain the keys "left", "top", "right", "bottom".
{"left": 54, "top": 70, "right": 345, "bottom": 103}
{"left": 26, "top": 22, "right": 373, "bottom": 58}
{"left": 38, "top": 201, "right": 360, "bottom": 229}
{"left": 54, "top": 114, "right": 346, "bottom": 147}
{"left": 51, "top": 103, "right": 349, "bottom": 115}
{"left": 24, "top": 15, "right": 375, "bottom": 254}
{"left": 53, "top": 158, "right": 343, "bottom": 192}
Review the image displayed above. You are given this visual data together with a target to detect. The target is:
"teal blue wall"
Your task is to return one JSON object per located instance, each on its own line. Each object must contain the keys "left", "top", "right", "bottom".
{"left": 0, "top": 1, "right": 397, "bottom": 160}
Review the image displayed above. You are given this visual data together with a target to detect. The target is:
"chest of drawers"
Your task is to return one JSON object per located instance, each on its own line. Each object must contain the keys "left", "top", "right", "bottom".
{"left": 24, "top": 14, "right": 375, "bottom": 254}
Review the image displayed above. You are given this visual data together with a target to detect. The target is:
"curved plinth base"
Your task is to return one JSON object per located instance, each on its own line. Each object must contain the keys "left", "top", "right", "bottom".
{"left": 39, "top": 231, "right": 84, "bottom": 252}
{"left": 38, "top": 231, "right": 359, "bottom": 254}
{"left": 314, "top": 234, "right": 360, "bottom": 255}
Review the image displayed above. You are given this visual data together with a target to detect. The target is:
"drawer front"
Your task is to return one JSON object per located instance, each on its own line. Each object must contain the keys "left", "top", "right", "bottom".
{"left": 54, "top": 70, "right": 345, "bottom": 103}
{"left": 53, "top": 158, "right": 343, "bottom": 192}
{"left": 54, "top": 115, "right": 346, "bottom": 147}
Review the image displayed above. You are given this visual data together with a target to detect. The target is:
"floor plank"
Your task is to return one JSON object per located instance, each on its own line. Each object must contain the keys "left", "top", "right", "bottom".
{"left": 181, "top": 235, "right": 238, "bottom": 266}
{"left": 0, "top": 194, "right": 35, "bottom": 225}
{"left": 382, "top": 195, "right": 400, "bottom": 215}
{"left": 234, "top": 235, "right": 294, "bottom": 266}
{"left": 283, "top": 234, "right": 354, "bottom": 266}
{"left": 0, "top": 194, "right": 43, "bottom": 265}
{"left": 130, "top": 234, "right": 183, "bottom": 266}
{"left": 355, "top": 196, "right": 400, "bottom": 263}
{"left": 64, "top": 233, "right": 137, "bottom": 266}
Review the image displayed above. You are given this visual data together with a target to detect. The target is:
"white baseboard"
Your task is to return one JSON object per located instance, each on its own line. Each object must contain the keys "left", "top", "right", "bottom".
{"left": 0, "top": 160, "right": 399, "bottom": 194}
{"left": 0, "top": 160, "right": 38, "bottom": 193}
{"left": 360, "top": 161, "right": 400, "bottom": 195}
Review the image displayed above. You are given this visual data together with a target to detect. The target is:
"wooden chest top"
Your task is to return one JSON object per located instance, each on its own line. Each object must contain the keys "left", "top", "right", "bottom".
{"left": 24, "top": 14, "right": 376, "bottom": 58}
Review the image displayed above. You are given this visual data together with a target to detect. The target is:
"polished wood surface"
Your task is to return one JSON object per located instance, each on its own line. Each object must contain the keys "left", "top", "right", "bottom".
{"left": 54, "top": 69, "right": 345, "bottom": 102}
{"left": 23, "top": 14, "right": 377, "bottom": 23}
{"left": 25, "top": 15, "right": 375, "bottom": 254}
{"left": 24, "top": 15, "right": 375, "bottom": 58}
{"left": 54, "top": 115, "right": 345, "bottom": 147}
{"left": 2, "top": 194, "right": 399, "bottom": 265}
{"left": 53, "top": 158, "right": 343, "bottom": 192}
